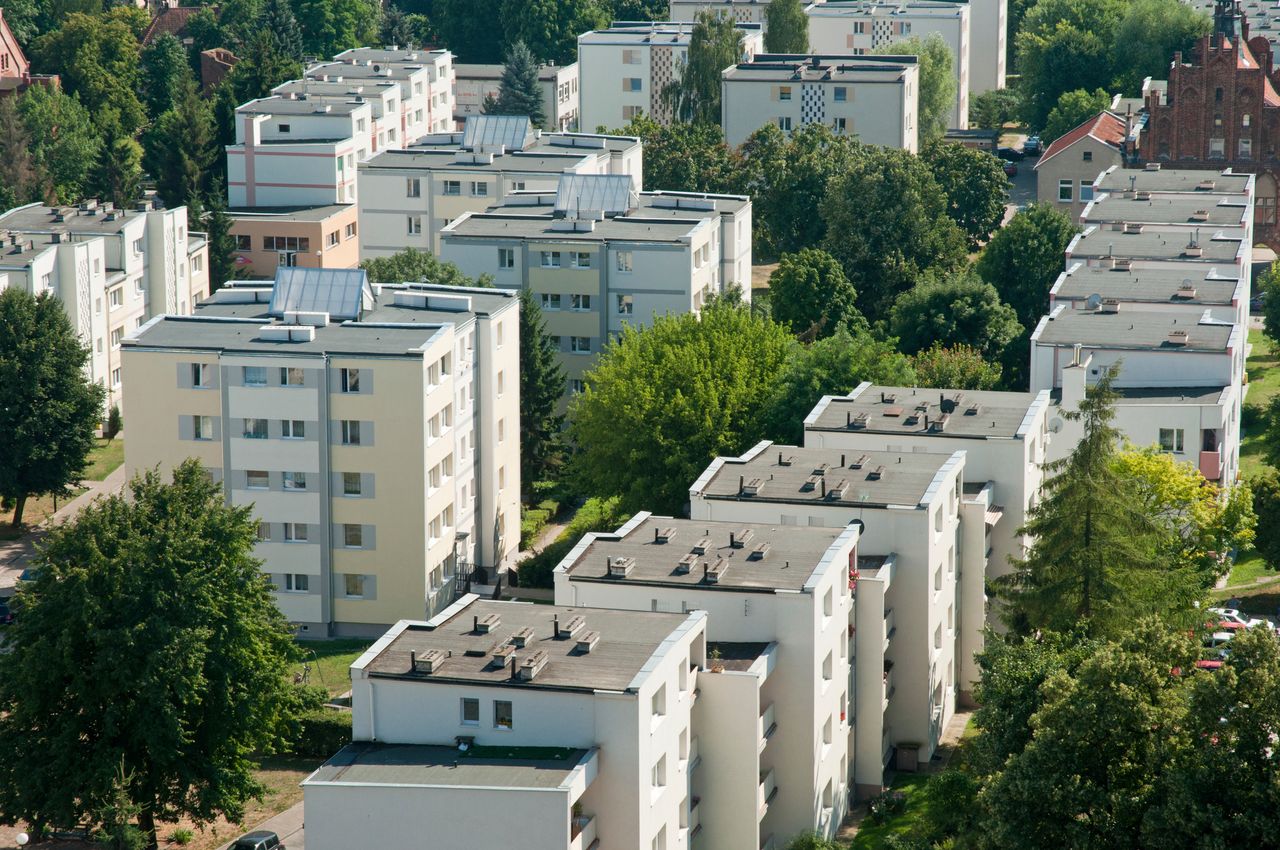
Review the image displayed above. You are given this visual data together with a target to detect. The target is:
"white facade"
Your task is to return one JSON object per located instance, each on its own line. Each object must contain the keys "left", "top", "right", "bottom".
{"left": 272, "top": 78, "right": 408, "bottom": 158}
{"left": 966, "top": 0, "right": 1005, "bottom": 93}
{"left": 804, "top": 1, "right": 969, "bottom": 128}
{"left": 453, "top": 62, "right": 581, "bottom": 131}
{"left": 669, "top": 0, "right": 781, "bottom": 23}
{"left": 577, "top": 21, "right": 765, "bottom": 130}
{"left": 0, "top": 200, "right": 207, "bottom": 412}
{"left": 324, "top": 46, "right": 456, "bottom": 137}
{"left": 720, "top": 54, "right": 920, "bottom": 150}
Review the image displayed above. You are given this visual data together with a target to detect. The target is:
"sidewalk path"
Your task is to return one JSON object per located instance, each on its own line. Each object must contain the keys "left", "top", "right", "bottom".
{"left": 219, "top": 801, "right": 304, "bottom": 850}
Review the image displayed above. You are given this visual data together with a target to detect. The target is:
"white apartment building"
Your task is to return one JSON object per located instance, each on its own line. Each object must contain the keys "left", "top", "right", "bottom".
{"left": 304, "top": 596, "right": 708, "bottom": 850}
{"left": 321, "top": 46, "right": 456, "bottom": 138}
{"left": 121, "top": 269, "right": 521, "bottom": 636}
{"left": 804, "top": 1, "right": 969, "bottom": 128}
{"left": 0, "top": 199, "right": 208, "bottom": 412}
{"left": 1049, "top": 261, "right": 1249, "bottom": 330}
{"left": 358, "top": 115, "right": 643, "bottom": 255}
{"left": 1082, "top": 192, "right": 1253, "bottom": 243}
{"left": 803, "top": 384, "right": 1052, "bottom": 695}
{"left": 453, "top": 62, "right": 581, "bottom": 131}
{"left": 272, "top": 78, "right": 408, "bottom": 158}
{"left": 577, "top": 21, "right": 765, "bottom": 129}
{"left": 689, "top": 442, "right": 973, "bottom": 789}
{"left": 440, "top": 173, "right": 749, "bottom": 397}
{"left": 720, "top": 54, "right": 920, "bottom": 150}
{"left": 1064, "top": 223, "right": 1249, "bottom": 274}
{"left": 555, "top": 515, "right": 859, "bottom": 844}
{"left": 669, "top": 0, "right": 786, "bottom": 23}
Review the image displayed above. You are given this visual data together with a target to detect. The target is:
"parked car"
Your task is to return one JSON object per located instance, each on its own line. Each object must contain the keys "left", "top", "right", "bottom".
{"left": 1023, "top": 135, "right": 1042, "bottom": 156}
{"left": 232, "top": 831, "right": 283, "bottom": 850}
{"left": 0, "top": 600, "right": 12, "bottom": 626}
{"left": 996, "top": 146, "right": 1024, "bottom": 162}
{"left": 1002, "top": 161, "right": 1018, "bottom": 177}
{"left": 1203, "top": 630, "right": 1235, "bottom": 659}
{"left": 1194, "top": 659, "right": 1224, "bottom": 671}
{"left": 1210, "top": 607, "right": 1271, "bottom": 630}
{"left": 1251, "top": 290, "right": 1266, "bottom": 312}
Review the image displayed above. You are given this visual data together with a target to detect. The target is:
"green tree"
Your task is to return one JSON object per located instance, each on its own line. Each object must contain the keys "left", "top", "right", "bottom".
{"left": 740, "top": 122, "right": 863, "bottom": 259}
{"left": 1110, "top": 0, "right": 1209, "bottom": 95}
{"left": 922, "top": 139, "right": 1010, "bottom": 249}
{"left": 0, "top": 461, "right": 301, "bottom": 849}
{"left": 994, "top": 367, "right": 1191, "bottom": 637}
{"left": 144, "top": 79, "right": 217, "bottom": 209}
{"left": 1, "top": 0, "right": 40, "bottom": 44}
{"left": 360, "top": 247, "right": 492, "bottom": 287}
{"left": 435, "top": 0, "right": 505, "bottom": 62}
{"left": 663, "top": 9, "right": 742, "bottom": 125}
{"left": 820, "top": 145, "right": 967, "bottom": 318}
{"left": 90, "top": 121, "right": 144, "bottom": 209}
{"left": 910, "top": 343, "right": 1004, "bottom": 390}
{"left": 1041, "top": 87, "right": 1111, "bottom": 144}
{"left": 261, "top": 0, "right": 304, "bottom": 60}
{"left": 610, "top": 115, "right": 742, "bottom": 194}
{"left": 759, "top": 325, "right": 915, "bottom": 445}
{"left": 487, "top": 41, "right": 546, "bottom": 126}
{"left": 767, "top": 248, "right": 864, "bottom": 340}
{"left": 1015, "top": 0, "right": 1123, "bottom": 130}
{"left": 292, "top": 0, "right": 381, "bottom": 57}
{"left": 0, "top": 96, "right": 39, "bottom": 208}
{"left": 764, "top": 0, "right": 808, "bottom": 53}
{"left": 203, "top": 191, "right": 240, "bottom": 293}
{"left": 0, "top": 290, "right": 105, "bottom": 527}
{"left": 889, "top": 271, "right": 1022, "bottom": 359}
{"left": 969, "top": 87, "right": 1022, "bottom": 131}
{"left": 872, "top": 33, "right": 955, "bottom": 139}
{"left": 1251, "top": 470, "right": 1280, "bottom": 569}
{"left": 501, "top": 0, "right": 607, "bottom": 66}
{"left": 605, "top": 0, "right": 667, "bottom": 20}
{"left": 33, "top": 10, "right": 147, "bottom": 135}
{"left": 976, "top": 202, "right": 1079, "bottom": 329}
{"left": 18, "top": 84, "right": 102, "bottom": 204}
{"left": 568, "top": 297, "right": 795, "bottom": 514}
{"left": 782, "top": 833, "right": 840, "bottom": 850}
{"left": 1259, "top": 260, "right": 1280, "bottom": 344}
{"left": 225, "top": 29, "right": 303, "bottom": 105}
{"left": 140, "top": 34, "right": 194, "bottom": 122}
{"left": 518, "top": 289, "right": 566, "bottom": 494}
{"left": 186, "top": 8, "right": 226, "bottom": 60}
{"left": 219, "top": 0, "right": 266, "bottom": 49}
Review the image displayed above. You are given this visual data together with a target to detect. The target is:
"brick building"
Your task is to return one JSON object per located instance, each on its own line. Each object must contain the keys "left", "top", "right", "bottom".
{"left": 1141, "top": 0, "right": 1280, "bottom": 245}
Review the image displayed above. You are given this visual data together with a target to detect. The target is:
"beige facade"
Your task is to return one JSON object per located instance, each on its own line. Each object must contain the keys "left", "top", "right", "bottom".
{"left": 1033, "top": 112, "right": 1127, "bottom": 219}
{"left": 453, "top": 62, "right": 581, "bottom": 131}
{"left": 228, "top": 205, "right": 360, "bottom": 279}
{"left": 121, "top": 272, "right": 521, "bottom": 636}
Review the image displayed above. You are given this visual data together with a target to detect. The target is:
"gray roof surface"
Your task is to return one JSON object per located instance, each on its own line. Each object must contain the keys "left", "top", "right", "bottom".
{"left": 695, "top": 444, "right": 951, "bottom": 509}
{"left": 1095, "top": 167, "right": 1252, "bottom": 196}
{"left": 555, "top": 174, "right": 635, "bottom": 215}
{"left": 1086, "top": 195, "right": 1250, "bottom": 227}
{"left": 725, "top": 54, "right": 916, "bottom": 82}
{"left": 227, "top": 204, "right": 354, "bottom": 222}
{"left": 454, "top": 62, "right": 576, "bottom": 81}
{"left": 306, "top": 61, "right": 426, "bottom": 82}
{"left": 1112, "top": 386, "right": 1229, "bottom": 405}
{"left": 362, "top": 148, "right": 593, "bottom": 174}
{"left": 1034, "top": 310, "right": 1235, "bottom": 351}
{"left": 269, "top": 267, "right": 372, "bottom": 321}
{"left": 238, "top": 96, "right": 366, "bottom": 116}
{"left": 485, "top": 189, "right": 749, "bottom": 217}
{"left": 462, "top": 115, "right": 533, "bottom": 151}
{"left": 306, "top": 742, "right": 588, "bottom": 788}
{"left": 1053, "top": 265, "right": 1241, "bottom": 305}
{"left": 806, "top": 0, "right": 968, "bottom": 16}
{"left": 363, "top": 599, "right": 695, "bottom": 693}
{"left": 1070, "top": 226, "right": 1243, "bottom": 262}
{"left": 563, "top": 515, "right": 848, "bottom": 592}
{"left": 807, "top": 384, "right": 1042, "bottom": 439}
{"left": 0, "top": 202, "right": 153, "bottom": 235}
{"left": 443, "top": 212, "right": 706, "bottom": 244}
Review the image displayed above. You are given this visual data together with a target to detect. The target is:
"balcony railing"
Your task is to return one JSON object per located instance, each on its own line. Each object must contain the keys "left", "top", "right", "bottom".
{"left": 759, "top": 703, "right": 777, "bottom": 751}
{"left": 689, "top": 735, "right": 701, "bottom": 770}
{"left": 758, "top": 767, "right": 778, "bottom": 819}
{"left": 1199, "top": 448, "right": 1223, "bottom": 480}
{"left": 569, "top": 814, "right": 596, "bottom": 850}
{"left": 690, "top": 796, "right": 702, "bottom": 836}
{"left": 883, "top": 607, "right": 896, "bottom": 649}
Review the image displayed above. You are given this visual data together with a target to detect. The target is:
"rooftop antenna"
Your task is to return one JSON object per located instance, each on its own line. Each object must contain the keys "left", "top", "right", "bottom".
{"left": 1085, "top": 292, "right": 1103, "bottom": 310}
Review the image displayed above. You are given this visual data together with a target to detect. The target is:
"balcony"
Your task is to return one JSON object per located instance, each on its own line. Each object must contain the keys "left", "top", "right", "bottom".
{"left": 758, "top": 767, "right": 778, "bottom": 819}
{"left": 689, "top": 735, "right": 701, "bottom": 770}
{"left": 758, "top": 703, "right": 777, "bottom": 752}
{"left": 883, "top": 607, "right": 896, "bottom": 650}
{"left": 1199, "top": 448, "right": 1223, "bottom": 480}
{"left": 569, "top": 814, "right": 596, "bottom": 850}
{"left": 883, "top": 662, "right": 895, "bottom": 710}
{"left": 689, "top": 796, "right": 702, "bottom": 838}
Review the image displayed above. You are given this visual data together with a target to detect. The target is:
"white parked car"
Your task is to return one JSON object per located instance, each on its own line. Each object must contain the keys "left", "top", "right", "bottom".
{"left": 1210, "top": 607, "right": 1273, "bottom": 631}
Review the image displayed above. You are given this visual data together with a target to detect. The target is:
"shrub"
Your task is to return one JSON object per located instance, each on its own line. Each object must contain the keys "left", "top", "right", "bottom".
{"left": 520, "top": 506, "right": 551, "bottom": 549}
{"left": 169, "top": 828, "right": 195, "bottom": 846}
{"left": 515, "top": 496, "right": 629, "bottom": 588}
{"left": 105, "top": 404, "right": 123, "bottom": 441}
{"left": 289, "top": 708, "right": 352, "bottom": 758}
{"left": 1243, "top": 401, "right": 1266, "bottom": 431}
{"left": 865, "top": 789, "right": 907, "bottom": 825}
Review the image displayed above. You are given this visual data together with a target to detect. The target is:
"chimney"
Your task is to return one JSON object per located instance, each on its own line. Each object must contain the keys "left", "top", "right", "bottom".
{"left": 553, "top": 615, "right": 559, "bottom": 637}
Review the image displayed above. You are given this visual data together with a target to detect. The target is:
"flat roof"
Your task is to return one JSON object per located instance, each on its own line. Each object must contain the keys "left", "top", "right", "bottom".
{"left": 1084, "top": 194, "right": 1250, "bottom": 227}
{"left": 227, "top": 204, "right": 354, "bottom": 222}
{"left": 486, "top": 189, "right": 749, "bottom": 217}
{"left": 454, "top": 62, "right": 576, "bottom": 81}
{"left": 806, "top": 0, "right": 968, "bottom": 17}
{"left": 125, "top": 282, "right": 513, "bottom": 356}
{"left": 361, "top": 598, "right": 700, "bottom": 693}
{"left": 364, "top": 148, "right": 591, "bottom": 174}
{"left": 1052, "top": 263, "right": 1241, "bottom": 305}
{"left": 579, "top": 20, "right": 762, "bottom": 45}
{"left": 306, "top": 61, "right": 428, "bottom": 82}
{"left": 306, "top": 741, "right": 589, "bottom": 789}
{"left": 1069, "top": 225, "right": 1243, "bottom": 262}
{"left": 724, "top": 54, "right": 916, "bottom": 82}
{"left": 806, "top": 384, "right": 1045, "bottom": 440}
{"left": 692, "top": 441, "right": 956, "bottom": 509}
{"left": 1033, "top": 308, "right": 1235, "bottom": 352}
{"left": 237, "top": 95, "right": 366, "bottom": 116}
{"left": 560, "top": 514, "right": 853, "bottom": 593}
{"left": 0, "top": 201, "right": 158, "bottom": 235}
{"left": 1112, "top": 386, "right": 1229, "bottom": 405}
{"left": 1095, "top": 166, "right": 1253, "bottom": 196}
{"left": 442, "top": 212, "right": 708, "bottom": 244}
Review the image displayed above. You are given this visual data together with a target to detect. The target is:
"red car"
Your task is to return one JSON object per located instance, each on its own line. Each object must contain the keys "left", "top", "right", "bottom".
{"left": 1002, "top": 161, "right": 1018, "bottom": 178}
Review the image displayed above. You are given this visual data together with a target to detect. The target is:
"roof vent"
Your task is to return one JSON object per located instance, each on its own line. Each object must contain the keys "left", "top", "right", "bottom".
{"left": 1183, "top": 244, "right": 1204, "bottom": 258}
{"left": 880, "top": 391, "right": 897, "bottom": 403}
{"left": 740, "top": 477, "right": 764, "bottom": 497}
{"left": 518, "top": 649, "right": 549, "bottom": 680}
{"left": 703, "top": 557, "right": 728, "bottom": 584}
{"left": 607, "top": 556, "right": 636, "bottom": 578}
{"left": 812, "top": 462, "right": 829, "bottom": 476}
{"left": 557, "top": 615, "right": 585, "bottom": 639}
{"left": 730, "top": 528, "right": 753, "bottom": 548}
{"left": 851, "top": 453, "right": 871, "bottom": 469}
{"left": 826, "top": 479, "right": 849, "bottom": 500}
{"left": 749, "top": 541, "right": 771, "bottom": 560}
{"left": 1174, "top": 281, "right": 1198, "bottom": 299}
{"left": 1134, "top": 190, "right": 1152, "bottom": 201}
{"left": 778, "top": 452, "right": 795, "bottom": 466}
{"left": 852, "top": 411, "right": 869, "bottom": 429}
{"left": 930, "top": 413, "right": 951, "bottom": 432}
{"left": 964, "top": 403, "right": 981, "bottom": 416}
{"left": 1190, "top": 209, "right": 1210, "bottom": 222}
{"left": 1145, "top": 162, "right": 1162, "bottom": 171}
{"left": 882, "top": 405, "right": 904, "bottom": 417}
{"left": 1113, "top": 258, "right": 1133, "bottom": 271}
{"left": 410, "top": 648, "right": 447, "bottom": 674}
{"left": 654, "top": 526, "right": 677, "bottom": 544}
{"left": 257, "top": 324, "right": 316, "bottom": 343}
{"left": 1099, "top": 298, "right": 1120, "bottom": 314}
{"left": 1122, "top": 222, "right": 1143, "bottom": 234}
{"left": 491, "top": 643, "right": 516, "bottom": 665}
{"left": 510, "top": 627, "right": 535, "bottom": 648}
{"left": 676, "top": 553, "right": 698, "bottom": 574}
{"left": 939, "top": 392, "right": 963, "bottom": 414}
{"left": 1196, "top": 179, "right": 1216, "bottom": 191}
{"left": 867, "top": 465, "right": 886, "bottom": 480}
{"left": 691, "top": 537, "right": 711, "bottom": 555}
{"left": 802, "top": 474, "right": 821, "bottom": 492}
{"left": 474, "top": 613, "right": 501, "bottom": 634}
{"left": 1168, "top": 329, "right": 1190, "bottom": 346}
{"left": 575, "top": 631, "right": 600, "bottom": 653}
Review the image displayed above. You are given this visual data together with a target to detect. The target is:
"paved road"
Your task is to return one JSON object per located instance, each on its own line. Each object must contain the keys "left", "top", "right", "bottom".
{"left": 219, "top": 802, "right": 305, "bottom": 850}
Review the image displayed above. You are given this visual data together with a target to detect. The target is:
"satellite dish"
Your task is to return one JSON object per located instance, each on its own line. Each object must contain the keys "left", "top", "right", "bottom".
{"left": 1085, "top": 293, "right": 1104, "bottom": 311}
{"left": 1049, "top": 417, "right": 1064, "bottom": 433}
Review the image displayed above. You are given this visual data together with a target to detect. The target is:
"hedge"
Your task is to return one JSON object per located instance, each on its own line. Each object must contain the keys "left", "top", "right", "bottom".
{"left": 290, "top": 709, "right": 352, "bottom": 758}
{"left": 516, "top": 496, "right": 629, "bottom": 588}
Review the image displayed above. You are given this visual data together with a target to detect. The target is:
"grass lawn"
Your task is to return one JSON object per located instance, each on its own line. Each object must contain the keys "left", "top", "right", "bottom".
{"left": 848, "top": 773, "right": 934, "bottom": 850}
{"left": 82, "top": 437, "right": 125, "bottom": 481}
{"left": 1227, "top": 548, "right": 1278, "bottom": 587}
{"left": 1243, "top": 330, "right": 1280, "bottom": 479}
{"left": 293, "top": 638, "right": 372, "bottom": 697}
{"left": 1211, "top": 582, "right": 1280, "bottom": 617}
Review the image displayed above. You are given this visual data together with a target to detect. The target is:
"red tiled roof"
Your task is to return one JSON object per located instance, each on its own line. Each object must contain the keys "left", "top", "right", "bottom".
{"left": 142, "top": 7, "right": 204, "bottom": 45}
{"left": 1236, "top": 39, "right": 1280, "bottom": 106}
{"left": 1036, "top": 111, "right": 1127, "bottom": 169}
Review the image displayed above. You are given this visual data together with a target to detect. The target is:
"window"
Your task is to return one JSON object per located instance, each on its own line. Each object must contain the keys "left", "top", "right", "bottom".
{"left": 341, "top": 420, "right": 362, "bottom": 445}
{"left": 110, "top": 328, "right": 123, "bottom": 348}
{"left": 342, "top": 472, "right": 363, "bottom": 496}
{"left": 1058, "top": 179, "right": 1073, "bottom": 203}
{"left": 191, "top": 363, "right": 210, "bottom": 388}
{"left": 540, "top": 250, "right": 561, "bottom": 268}
{"left": 109, "top": 288, "right": 122, "bottom": 308}
{"left": 822, "top": 650, "right": 833, "bottom": 681}
{"left": 569, "top": 378, "right": 585, "bottom": 394}
{"left": 345, "top": 222, "right": 357, "bottom": 239}
{"left": 496, "top": 323, "right": 505, "bottom": 348}
{"left": 280, "top": 367, "right": 305, "bottom": 387}
{"left": 651, "top": 684, "right": 666, "bottom": 718}
{"left": 494, "top": 700, "right": 513, "bottom": 729}
{"left": 283, "top": 471, "right": 307, "bottom": 491}
{"left": 243, "top": 418, "right": 268, "bottom": 439}
{"left": 498, "top": 248, "right": 515, "bottom": 269}
{"left": 406, "top": 177, "right": 421, "bottom": 197}
{"left": 193, "top": 415, "right": 214, "bottom": 441}
{"left": 570, "top": 336, "right": 590, "bottom": 353}
{"left": 407, "top": 215, "right": 422, "bottom": 235}
{"left": 344, "top": 573, "right": 364, "bottom": 597}
{"left": 1078, "top": 181, "right": 1096, "bottom": 203}
{"left": 263, "top": 236, "right": 310, "bottom": 252}
{"left": 257, "top": 522, "right": 270, "bottom": 541}
{"left": 111, "top": 367, "right": 121, "bottom": 386}
{"left": 343, "top": 523, "right": 364, "bottom": 547}
{"left": 617, "top": 293, "right": 633, "bottom": 314}
{"left": 246, "top": 470, "right": 269, "bottom": 489}
{"left": 133, "top": 238, "right": 143, "bottom": 254}
{"left": 243, "top": 366, "right": 267, "bottom": 386}
{"left": 277, "top": 122, "right": 291, "bottom": 134}
{"left": 623, "top": 105, "right": 643, "bottom": 120}
{"left": 834, "top": 117, "right": 847, "bottom": 133}
{"left": 622, "top": 48, "right": 640, "bottom": 64}
{"left": 779, "top": 85, "right": 792, "bottom": 101}
{"left": 470, "top": 181, "right": 488, "bottom": 196}
{"left": 497, "top": 370, "right": 505, "bottom": 396}
{"left": 284, "top": 523, "right": 308, "bottom": 542}
{"left": 281, "top": 419, "right": 305, "bottom": 439}
{"left": 1240, "top": 137, "right": 1253, "bottom": 159}
{"left": 778, "top": 116, "right": 792, "bottom": 131}
{"left": 461, "top": 697, "right": 480, "bottom": 726}
{"left": 285, "top": 573, "right": 309, "bottom": 592}
{"left": 1210, "top": 137, "right": 1225, "bottom": 158}
{"left": 651, "top": 754, "right": 667, "bottom": 788}
{"left": 624, "top": 77, "right": 642, "bottom": 92}
{"left": 235, "top": 234, "right": 252, "bottom": 251}
{"left": 1081, "top": 149, "right": 1093, "bottom": 163}
{"left": 570, "top": 251, "right": 591, "bottom": 269}
{"left": 540, "top": 293, "right": 561, "bottom": 310}
{"left": 1159, "top": 428, "right": 1185, "bottom": 453}
{"left": 499, "top": 466, "right": 506, "bottom": 491}
{"left": 443, "top": 179, "right": 461, "bottom": 196}
{"left": 340, "top": 368, "right": 361, "bottom": 393}
{"left": 616, "top": 251, "right": 633, "bottom": 272}
{"left": 511, "top": 180, "right": 526, "bottom": 192}
{"left": 326, "top": 231, "right": 339, "bottom": 248}
{"left": 570, "top": 294, "right": 591, "bottom": 311}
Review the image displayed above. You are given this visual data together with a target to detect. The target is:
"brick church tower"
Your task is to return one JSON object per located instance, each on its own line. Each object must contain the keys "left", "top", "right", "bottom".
{"left": 1141, "top": 0, "right": 1280, "bottom": 245}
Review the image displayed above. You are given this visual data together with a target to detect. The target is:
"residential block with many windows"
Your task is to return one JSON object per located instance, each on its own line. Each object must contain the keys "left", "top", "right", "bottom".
{"left": 315, "top": 46, "right": 455, "bottom": 139}
{"left": 121, "top": 268, "right": 521, "bottom": 636}
{"left": 453, "top": 61, "right": 581, "bottom": 130}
